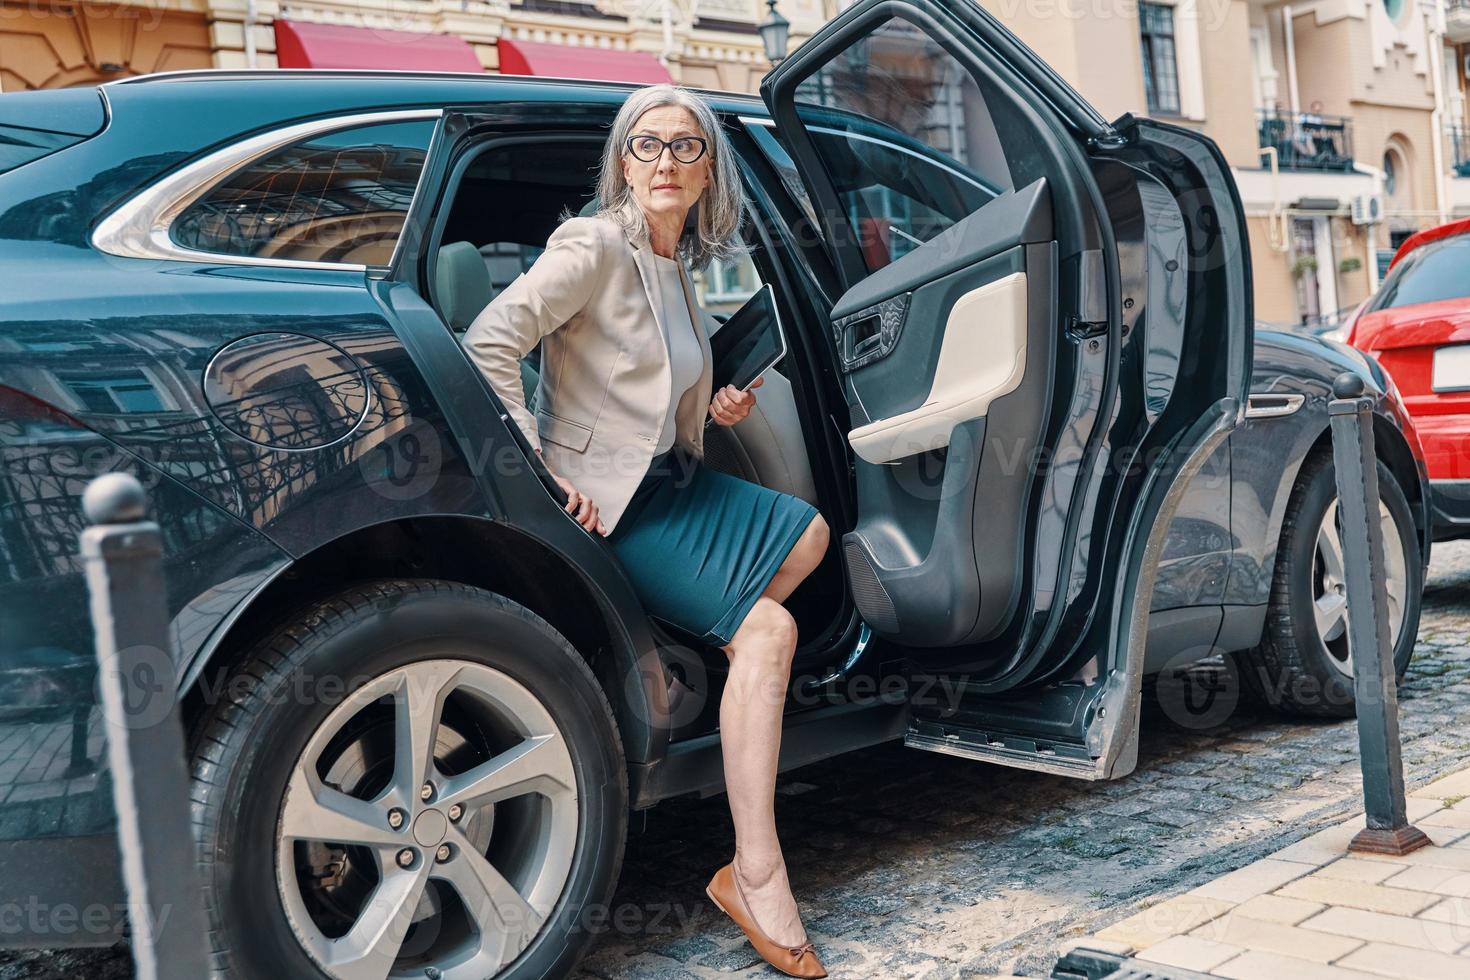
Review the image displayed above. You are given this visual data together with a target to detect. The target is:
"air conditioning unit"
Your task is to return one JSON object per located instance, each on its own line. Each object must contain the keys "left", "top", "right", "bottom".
{"left": 1351, "top": 193, "right": 1383, "bottom": 225}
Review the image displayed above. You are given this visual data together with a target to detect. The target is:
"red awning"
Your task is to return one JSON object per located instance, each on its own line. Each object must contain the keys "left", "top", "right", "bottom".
{"left": 274, "top": 20, "right": 485, "bottom": 73}
{"left": 496, "top": 39, "right": 672, "bottom": 85}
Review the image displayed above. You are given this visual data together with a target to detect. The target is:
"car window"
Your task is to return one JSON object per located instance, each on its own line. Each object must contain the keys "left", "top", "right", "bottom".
{"left": 1369, "top": 235, "right": 1470, "bottom": 312}
{"left": 437, "top": 140, "right": 604, "bottom": 295}
{"left": 744, "top": 122, "right": 824, "bottom": 240}
{"left": 790, "top": 16, "right": 1014, "bottom": 273}
{"left": 805, "top": 124, "right": 995, "bottom": 270}
{"left": 172, "top": 119, "right": 436, "bottom": 267}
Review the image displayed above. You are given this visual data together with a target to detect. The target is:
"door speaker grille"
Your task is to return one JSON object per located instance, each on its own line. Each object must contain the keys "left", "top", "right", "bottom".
{"left": 843, "top": 538, "right": 899, "bottom": 633}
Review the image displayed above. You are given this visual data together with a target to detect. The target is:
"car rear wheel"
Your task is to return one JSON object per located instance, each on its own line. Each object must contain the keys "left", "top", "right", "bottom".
{"left": 1237, "top": 451, "right": 1422, "bottom": 718}
{"left": 189, "top": 579, "right": 627, "bottom": 979}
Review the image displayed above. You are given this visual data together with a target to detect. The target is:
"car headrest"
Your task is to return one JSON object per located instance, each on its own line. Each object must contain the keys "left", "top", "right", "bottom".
{"left": 434, "top": 241, "right": 492, "bottom": 331}
{"left": 578, "top": 196, "right": 601, "bottom": 217}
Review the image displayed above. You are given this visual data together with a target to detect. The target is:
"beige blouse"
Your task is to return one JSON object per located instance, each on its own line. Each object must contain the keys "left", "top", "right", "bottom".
{"left": 651, "top": 252, "right": 704, "bottom": 455}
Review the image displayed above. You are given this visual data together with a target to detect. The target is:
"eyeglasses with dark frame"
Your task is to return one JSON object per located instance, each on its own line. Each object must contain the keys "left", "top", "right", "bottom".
{"left": 625, "top": 134, "right": 709, "bottom": 164}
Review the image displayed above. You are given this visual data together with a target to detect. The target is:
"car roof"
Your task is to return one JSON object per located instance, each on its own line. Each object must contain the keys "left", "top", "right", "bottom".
{"left": 102, "top": 68, "right": 770, "bottom": 118}
{"left": 1388, "top": 215, "right": 1470, "bottom": 271}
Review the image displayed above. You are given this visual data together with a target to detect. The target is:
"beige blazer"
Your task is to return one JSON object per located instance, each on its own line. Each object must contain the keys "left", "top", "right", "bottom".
{"left": 462, "top": 215, "right": 715, "bottom": 533}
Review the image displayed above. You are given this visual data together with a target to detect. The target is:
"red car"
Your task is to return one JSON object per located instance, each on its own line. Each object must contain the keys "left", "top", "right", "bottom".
{"left": 1347, "top": 216, "right": 1470, "bottom": 540}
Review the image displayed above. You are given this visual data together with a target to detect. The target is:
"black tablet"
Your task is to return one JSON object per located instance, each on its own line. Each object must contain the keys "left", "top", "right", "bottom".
{"left": 708, "top": 283, "right": 787, "bottom": 394}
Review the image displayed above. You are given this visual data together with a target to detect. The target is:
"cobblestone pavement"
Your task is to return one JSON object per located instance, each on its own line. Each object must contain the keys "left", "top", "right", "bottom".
{"left": 575, "top": 541, "right": 1470, "bottom": 979}
{"left": 6, "top": 543, "right": 1470, "bottom": 980}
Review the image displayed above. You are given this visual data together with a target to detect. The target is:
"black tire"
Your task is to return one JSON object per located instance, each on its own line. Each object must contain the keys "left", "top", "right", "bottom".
{"left": 189, "top": 579, "right": 627, "bottom": 979}
{"left": 1237, "top": 451, "right": 1422, "bottom": 718}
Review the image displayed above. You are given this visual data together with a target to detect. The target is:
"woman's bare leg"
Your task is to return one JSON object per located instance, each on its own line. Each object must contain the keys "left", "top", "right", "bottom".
{"left": 762, "top": 514, "right": 830, "bottom": 605}
{"left": 715, "top": 513, "right": 831, "bottom": 947}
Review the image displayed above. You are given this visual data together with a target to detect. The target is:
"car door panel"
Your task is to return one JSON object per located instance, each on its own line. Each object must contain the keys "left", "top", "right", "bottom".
{"left": 843, "top": 242, "right": 1057, "bottom": 647}
{"left": 793, "top": 104, "right": 1060, "bottom": 652}
{"left": 764, "top": 0, "right": 1251, "bottom": 779}
{"left": 844, "top": 246, "right": 1028, "bottom": 428}
{"left": 848, "top": 271, "right": 1028, "bottom": 463}
{"left": 834, "top": 178, "right": 1051, "bottom": 419}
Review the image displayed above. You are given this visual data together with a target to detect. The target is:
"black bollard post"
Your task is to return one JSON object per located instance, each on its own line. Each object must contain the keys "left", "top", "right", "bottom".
{"left": 79, "top": 472, "right": 209, "bottom": 980}
{"left": 1327, "top": 373, "right": 1430, "bottom": 856}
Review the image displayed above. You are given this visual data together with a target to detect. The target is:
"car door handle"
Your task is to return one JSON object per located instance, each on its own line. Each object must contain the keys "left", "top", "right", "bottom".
{"left": 843, "top": 314, "right": 883, "bottom": 363}
{"left": 1245, "top": 393, "right": 1305, "bottom": 419}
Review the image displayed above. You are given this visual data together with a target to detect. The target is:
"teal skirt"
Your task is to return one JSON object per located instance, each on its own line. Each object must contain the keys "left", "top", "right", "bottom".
{"left": 607, "top": 447, "right": 820, "bottom": 646}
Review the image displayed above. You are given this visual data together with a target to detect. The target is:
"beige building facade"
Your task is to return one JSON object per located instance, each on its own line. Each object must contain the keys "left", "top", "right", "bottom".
{"left": 0, "top": 0, "right": 216, "bottom": 90}
{"left": 5, "top": 0, "right": 1468, "bottom": 327}
{"left": 992, "top": 0, "right": 1470, "bottom": 327}
{"left": 0, "top": 0, "right": 828, "bottom": 95}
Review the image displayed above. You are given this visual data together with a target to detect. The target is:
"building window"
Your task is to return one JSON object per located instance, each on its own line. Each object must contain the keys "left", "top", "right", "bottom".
{"left": 1140, "top": 2, "right": 1182, "bottom": 116}
{"left": 696, "top": 253, "right": 761, "bottom": 312}
{"left": 56, "top": 370, "right": 167, "bottom": 414}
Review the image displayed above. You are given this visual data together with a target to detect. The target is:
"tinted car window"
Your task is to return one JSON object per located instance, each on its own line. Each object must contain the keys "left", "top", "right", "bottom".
{"left": 439, "top": 140, "right": 603, "bottom": 294}
{"left": 172, "top": 119, "right": 435, "bottom": 266}
{"left": 792, "top": 16, "right": 1012, "bottom": 272}
{"left": 1369, "top": 235, "right": 1470, "bottom": 312}
{"left": 807, "top": 125, "right": 994, "bottom": 268}
{"left": 744, "top": 122, "right": 824, "bottom": 240}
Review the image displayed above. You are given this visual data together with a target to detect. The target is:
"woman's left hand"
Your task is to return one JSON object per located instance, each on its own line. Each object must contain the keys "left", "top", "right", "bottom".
{"left": 708, "top": 376, "right": 763, "bottom": 427}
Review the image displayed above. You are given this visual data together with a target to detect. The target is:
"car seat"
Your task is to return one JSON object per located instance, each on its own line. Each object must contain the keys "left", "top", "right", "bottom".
{"left": 435, "top": 240, "right": 540, "bottom": 408}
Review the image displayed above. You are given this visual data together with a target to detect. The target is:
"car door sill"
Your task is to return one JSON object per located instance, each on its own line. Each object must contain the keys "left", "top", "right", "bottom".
{"left": 904, "top": 723, "right": 1099, "bottom": 779}
{"left": 631, "top": 692, "right": 908, "bottom": 807}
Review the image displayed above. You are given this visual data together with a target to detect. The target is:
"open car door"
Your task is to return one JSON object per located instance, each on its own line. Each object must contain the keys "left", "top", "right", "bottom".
{"left": 762, "top": 0, "right": 1251, "bottom": 779}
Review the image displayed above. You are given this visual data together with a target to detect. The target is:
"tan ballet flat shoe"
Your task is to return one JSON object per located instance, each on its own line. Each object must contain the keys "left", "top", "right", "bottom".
{"left": 705, "top": 862, "right": 828, "bottom": 978}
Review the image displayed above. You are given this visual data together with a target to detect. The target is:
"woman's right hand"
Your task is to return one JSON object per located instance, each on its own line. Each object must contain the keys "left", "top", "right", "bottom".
{"left": 544, "top": 459, "right": 608, "bottom": 536}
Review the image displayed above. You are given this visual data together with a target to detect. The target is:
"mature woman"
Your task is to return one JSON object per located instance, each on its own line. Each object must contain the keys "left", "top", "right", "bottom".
{"left": 462, "top": 85, "right": 831, "bottom": 978}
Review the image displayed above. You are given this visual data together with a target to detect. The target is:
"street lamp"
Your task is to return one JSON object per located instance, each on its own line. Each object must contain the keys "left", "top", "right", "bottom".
{"left": 758, "top": 0, "right": 790, "bottom": 66}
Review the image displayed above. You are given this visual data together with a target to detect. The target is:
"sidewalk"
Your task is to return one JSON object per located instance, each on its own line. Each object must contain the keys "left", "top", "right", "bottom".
{"left": 1056, "top": 768, "right": 1470, "bottom": 979}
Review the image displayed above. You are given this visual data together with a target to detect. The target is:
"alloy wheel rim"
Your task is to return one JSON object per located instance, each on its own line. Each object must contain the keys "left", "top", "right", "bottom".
{"left": 275, "top": 659, "right": 579, "bottom": 979}
{"left": 1312, "top": 497, "right": 1407, "bottom": 679}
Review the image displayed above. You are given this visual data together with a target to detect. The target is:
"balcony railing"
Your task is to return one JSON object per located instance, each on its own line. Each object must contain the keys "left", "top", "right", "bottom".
{"left": 1257, "top": 109, "right": 1355, "bottom": 172}
{"left": 1450, "top": 125, "right": 1470, "bottom": 178}
{"left": 1448, "top": 0, "right": 1470, "bottom": 45}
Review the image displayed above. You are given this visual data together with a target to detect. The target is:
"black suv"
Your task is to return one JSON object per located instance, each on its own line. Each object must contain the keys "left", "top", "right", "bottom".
{"left": 0, "top": 0, "right": 1429, "bottom": 976}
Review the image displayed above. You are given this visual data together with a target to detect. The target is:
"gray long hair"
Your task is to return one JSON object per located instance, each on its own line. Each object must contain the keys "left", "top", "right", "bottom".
{"left": 592, "top": 84, "right": 748, "bottom": 271}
